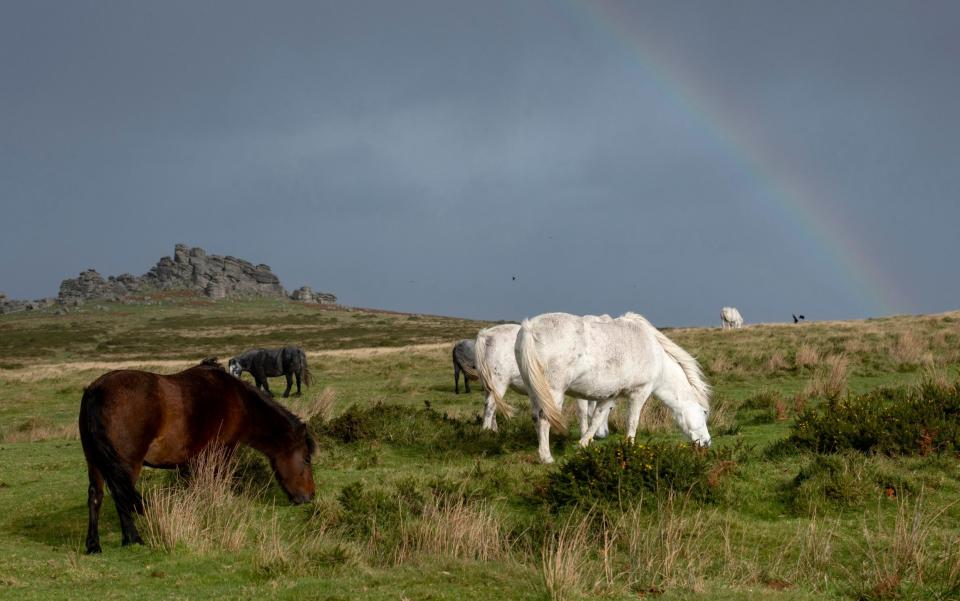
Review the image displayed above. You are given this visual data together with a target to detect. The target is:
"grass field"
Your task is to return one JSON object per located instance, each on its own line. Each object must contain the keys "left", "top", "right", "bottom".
{"left": 1, "top": 298, "right": 959, "bottom": 600}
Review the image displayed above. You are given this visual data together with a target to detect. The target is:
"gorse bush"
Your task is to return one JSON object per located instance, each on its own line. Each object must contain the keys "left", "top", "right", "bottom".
{"left": 545, "top": 440, "right": 739, "bottom": 508}
{"left": 789, "top": 381, "right": 960, "bottom": 455}
{"left": 336, "top": 479, "right": 426, "bottom": 539}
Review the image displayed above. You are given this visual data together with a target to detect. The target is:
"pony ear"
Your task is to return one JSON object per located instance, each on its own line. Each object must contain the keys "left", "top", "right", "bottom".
{"left": 201, "top": 357, "right": 223, "bottom": 369}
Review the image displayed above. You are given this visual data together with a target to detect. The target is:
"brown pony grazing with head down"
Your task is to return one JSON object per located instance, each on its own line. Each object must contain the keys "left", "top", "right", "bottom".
{"left": 79, "top": 358, "right": 316, "bottom": 554}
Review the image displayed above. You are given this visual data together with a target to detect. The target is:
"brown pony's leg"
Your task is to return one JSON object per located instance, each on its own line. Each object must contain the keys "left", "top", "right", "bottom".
{"left": 295, "top": 370, "right": 302, "bottom": 396}
{"left": 283, "top": 373, "right": 293, "bottom": 398}
{"left": 130, "top": 464, "right": 145, "bottom": 515}
{"left": 85, "top": 465, "right": 104, "bottom": 554}
{"left": 104, "top": 462, "right": 144, "bottom": 547}
{"left": 116, "top": 479, "right": 144, "bottom": 547}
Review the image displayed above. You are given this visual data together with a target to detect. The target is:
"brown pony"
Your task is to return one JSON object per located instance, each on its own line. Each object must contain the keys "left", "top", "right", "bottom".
{"left": 79, "top": 359, "right": 317, "bottom": 554}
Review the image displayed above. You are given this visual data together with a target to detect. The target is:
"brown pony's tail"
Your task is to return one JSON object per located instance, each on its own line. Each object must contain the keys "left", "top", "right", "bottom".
{"left": 300, "top": 349, "right": 312, "bottom": 387}
{"left": 79, "top": 386, "right": 144, "bottom": 514}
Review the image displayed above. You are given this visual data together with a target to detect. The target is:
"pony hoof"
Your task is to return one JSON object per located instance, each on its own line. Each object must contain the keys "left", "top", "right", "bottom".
{"left": 85, "top": 543, "right": 102, "bottom": 554}
{"left": 578, "top": 438, "right": 591, "bottom": 448}
{"left": 540, "top": 456, "right": 554, "bottom": 464}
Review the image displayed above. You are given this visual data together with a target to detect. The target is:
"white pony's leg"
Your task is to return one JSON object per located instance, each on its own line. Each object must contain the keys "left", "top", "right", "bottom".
{"left": 625, "top": 384, "right": 654, "bottom": 442}
{"left": 579, "top": 400, "right": 615, "bottom": 447}
{"left": 482, "top": 389, "right": 498, "bottom": 431}
{"left": 592, "top": 401, "right": 610, "bottom": 439}
{"left": 537, "top": 389, "right": 565, "bottom": 463}
{"left": 576, "top": 399, "right": 590, "bottom": 436}
{"left": 537, "top": 414, "right": 554, "bottom": 463}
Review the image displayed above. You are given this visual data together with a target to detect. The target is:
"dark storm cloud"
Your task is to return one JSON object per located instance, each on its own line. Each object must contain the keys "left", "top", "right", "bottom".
{"left": 2, "top": 0, "right": 958, "bottom": 324}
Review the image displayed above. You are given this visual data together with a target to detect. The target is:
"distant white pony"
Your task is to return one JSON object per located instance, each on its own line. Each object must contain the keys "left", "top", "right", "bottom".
{"left": 474, "top": 323, "right": 609, "bottom": 437}
{"left": 720, "top": 307, "right": 743, "bottom": 329}
{"left": 515, "top": 312, "right": 711, "bottom": 464}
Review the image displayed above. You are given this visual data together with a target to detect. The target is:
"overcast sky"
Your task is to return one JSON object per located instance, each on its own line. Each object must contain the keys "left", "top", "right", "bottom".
{"left": 2, "top": 1, "right": 958, "bottom": 325}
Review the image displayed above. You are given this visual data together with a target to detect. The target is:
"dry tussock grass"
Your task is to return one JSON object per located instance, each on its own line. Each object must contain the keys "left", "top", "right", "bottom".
{"left": 804, "top": 354, "right": 849, "bottom": 400}
{"left": 140, "top": 446, "right": 264, "bottom": 553}
{"left": 890, "top": 332, "right": 931, "bottom": 368}
{"left": 638, "top": 402, "right": 675, "bottom": 433}
{"left": 619, "top": 494, "right": 712, "bottom": 593}
{"left": 539, "top": 494, "right": 717, "bottom": 599}
{"left": 708, "top": 396, "right": 739, "bottom": 433}
{"left": 541, "top": 512, "right": 595, "bottom": 601}
{"left": 765, "top": 350, "right": 789, "bottom": 372}
{"left": 918, "top": 366, "right": 951, "bottom": 391}
{"left": 394, "top": 495, "right": 509, "bottom": 564}
{"left": 756, "top": 514, "right": 841, "bottom": 591}
{"left": 794, "top": 344, "right": 820, "bottom": 370}
{"left": 847, "top": 493, "right": 950, "bottom": 599}
{"left": 290, "top": 386, "right": 336, "bottom": 422}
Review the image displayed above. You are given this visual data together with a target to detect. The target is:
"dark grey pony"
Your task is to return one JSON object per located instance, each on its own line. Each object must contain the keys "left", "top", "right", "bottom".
{"left": 452, "top": 339, "right": 478, "bottom": 394}
{"left": 228, "top": 346, "right": 312, "bottom": 397}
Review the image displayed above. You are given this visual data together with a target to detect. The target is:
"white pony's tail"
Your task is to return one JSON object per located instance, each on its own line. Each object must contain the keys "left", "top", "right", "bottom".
{"left": 626, "top": 313, "right": 711, "bottom": 414}
{"left": 517, "top": 321, "right": 566, "bottom": 433}
{"left": 474, "top": 332, "right": 515, "bottom": 417}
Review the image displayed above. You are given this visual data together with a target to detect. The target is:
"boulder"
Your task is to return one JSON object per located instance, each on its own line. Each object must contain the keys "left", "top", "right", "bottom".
{"left": 290, "top": 286, "right": 337, "bottom": 305}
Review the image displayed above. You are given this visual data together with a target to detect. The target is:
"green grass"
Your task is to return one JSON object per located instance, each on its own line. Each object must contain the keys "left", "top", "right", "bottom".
{"left": 1, "top": 299, "right": 960, "bottom": 599}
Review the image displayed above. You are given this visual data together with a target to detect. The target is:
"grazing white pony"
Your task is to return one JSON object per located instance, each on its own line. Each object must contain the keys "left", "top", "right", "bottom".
{"left": 515, "top": 312, "right": 711, "bottom": 464}
{"left": 720, "top": 307, "right": 743, "bottom": 329}
{"left": 474, "top": 323, "right": 609, "bottom": 437}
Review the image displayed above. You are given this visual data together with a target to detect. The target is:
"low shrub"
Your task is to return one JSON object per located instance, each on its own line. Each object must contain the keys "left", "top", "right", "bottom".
{"left": 739, "top": 390, "right": 782, "bottom": 425}
{"left": 545, "top": 439, "right": 741, "bottom": 508}
{"left": 788, "top": 382, "right": 960, "bottom": 456}
{"left": 785, "top": 453, "right": 911, "bottom": 515}
{"left": 230, "top": 446, "right": 276, "bottom": 494}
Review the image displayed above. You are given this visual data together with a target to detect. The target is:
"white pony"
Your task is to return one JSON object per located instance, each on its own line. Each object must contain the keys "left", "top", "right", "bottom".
{"left": 515, "top": 312, "right": 711, "bottom": 464}
{"left": 720, "top": 307, "right": 743, "bottom": 329}
{"left": 474, "top": 323, "right": 609, "bottom": 437}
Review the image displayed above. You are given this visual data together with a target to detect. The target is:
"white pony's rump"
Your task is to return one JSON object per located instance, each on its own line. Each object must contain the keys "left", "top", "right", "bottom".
{"left": 475, "top": 323, "right": 609, "bottom": 437}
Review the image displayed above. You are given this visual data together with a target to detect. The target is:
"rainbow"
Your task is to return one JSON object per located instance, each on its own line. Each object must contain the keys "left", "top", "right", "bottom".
{"left": 566, "top": 0, "right": 907, "bottom": 317}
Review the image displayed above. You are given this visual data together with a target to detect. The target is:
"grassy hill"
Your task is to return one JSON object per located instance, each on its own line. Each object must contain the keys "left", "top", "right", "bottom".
{"left": 1, "top": 299, "right": 958, "bottom": 600}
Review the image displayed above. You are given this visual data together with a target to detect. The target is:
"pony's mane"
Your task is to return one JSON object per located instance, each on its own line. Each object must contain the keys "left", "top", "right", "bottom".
{"left": 618, "top": 312, "right": 712, "bottom": 412}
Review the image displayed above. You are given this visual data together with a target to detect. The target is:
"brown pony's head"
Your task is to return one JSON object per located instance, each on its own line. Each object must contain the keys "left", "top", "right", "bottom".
{"left": 271, "top": 423, "right": 317, "bottom": 504}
